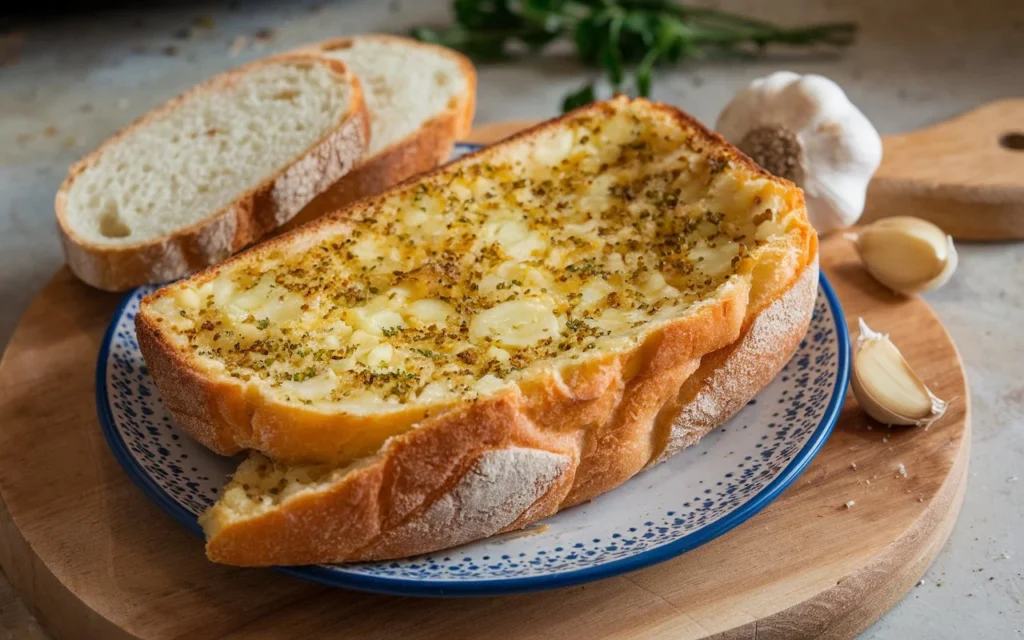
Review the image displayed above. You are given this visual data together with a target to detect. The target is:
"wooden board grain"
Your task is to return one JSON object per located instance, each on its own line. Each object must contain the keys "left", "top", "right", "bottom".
{"left": 863, "top": 99, "right": 1024, "bottom": 240}
{"left": 0, "top": 124, "right": 970, "bottom": 640}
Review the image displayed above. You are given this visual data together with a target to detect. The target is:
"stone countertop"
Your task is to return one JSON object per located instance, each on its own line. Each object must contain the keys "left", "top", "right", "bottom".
{"left": 0, "top": 0, "right": 1021, "bottom": 637}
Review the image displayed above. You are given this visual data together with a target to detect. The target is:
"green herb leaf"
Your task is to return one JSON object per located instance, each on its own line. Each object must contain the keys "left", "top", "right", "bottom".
{"left": 562, "top": 83, "right": 596, "bottom": 112}
{"left": 598, "top": 12, "right": 625, "bottom": 89}
{"left": 412, "top": 1, "right": 857, "bottom": 109}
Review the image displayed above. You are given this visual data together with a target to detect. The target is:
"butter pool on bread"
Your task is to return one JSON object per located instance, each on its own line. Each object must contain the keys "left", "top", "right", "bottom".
{"left": 136, "top": 96, "right": 817, "bottom": 566}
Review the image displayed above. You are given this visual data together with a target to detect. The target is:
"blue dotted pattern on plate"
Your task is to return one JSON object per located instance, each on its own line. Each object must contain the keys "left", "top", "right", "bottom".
{"left": 103, "top": 286, "right": 842, "bottom": 583}
{"left": 97, "top": 143, "right": 849, "bottom": 595}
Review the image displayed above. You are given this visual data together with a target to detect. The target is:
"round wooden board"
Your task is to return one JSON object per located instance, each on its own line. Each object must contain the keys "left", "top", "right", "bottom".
{"left": 0, "top": 124, "right": 969, "bottom": 640}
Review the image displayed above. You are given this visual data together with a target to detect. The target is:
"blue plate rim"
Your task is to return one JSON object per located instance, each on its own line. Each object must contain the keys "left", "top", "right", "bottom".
{"left": 97, "top": 270, "right": 848, "bottom": 597}
{"left": 95, "top": 150, "right": 849, "bottom": 595}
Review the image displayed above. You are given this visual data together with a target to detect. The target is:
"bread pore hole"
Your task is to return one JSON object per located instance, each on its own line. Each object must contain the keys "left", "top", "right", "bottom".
{"left": 98, "top": 204, "right": 130, "bottom": 238}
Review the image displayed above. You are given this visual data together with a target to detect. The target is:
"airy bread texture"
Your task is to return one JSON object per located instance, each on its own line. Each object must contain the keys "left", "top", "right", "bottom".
{"left": 57, "top": 55, "right": 369, "bottom": 291}
{"left": 136, "top": 97, "right": 817, "bottom": 565}
{"left": 278, "top": 35, "right": 476, "bottom": 231}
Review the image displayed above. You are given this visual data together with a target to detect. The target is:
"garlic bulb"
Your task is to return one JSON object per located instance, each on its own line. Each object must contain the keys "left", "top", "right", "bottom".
{"left": 716, "top": 72, "right": 883, "bottom": 234}
{"left": 851, "top": 216, "right": 958, "bottom": 295}
{"left": 851, "top": 319, "right": 947, "bottom": 427}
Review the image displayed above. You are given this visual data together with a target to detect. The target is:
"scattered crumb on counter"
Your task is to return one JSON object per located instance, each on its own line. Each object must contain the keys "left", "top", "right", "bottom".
{"left": 229, "top": 36, "right": 251, "bottom": 57}
{"left": 43, "top": 126, "right": 58, "bottom": 137}
{"left": 850, "top": 462, "right": 858, "bottom": 470}
{"left": 845, "top": 500, "right": 856, "bottom": 509}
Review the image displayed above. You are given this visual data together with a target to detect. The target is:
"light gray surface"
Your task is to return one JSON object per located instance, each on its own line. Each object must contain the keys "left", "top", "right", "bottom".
{"left": 0, "top": 0, "right": 1022, "bottom": 637}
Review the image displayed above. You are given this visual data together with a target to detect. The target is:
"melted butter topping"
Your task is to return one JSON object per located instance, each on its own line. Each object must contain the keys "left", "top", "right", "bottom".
{"left": 149, "top": 107, "right": 789, "bottom": 409}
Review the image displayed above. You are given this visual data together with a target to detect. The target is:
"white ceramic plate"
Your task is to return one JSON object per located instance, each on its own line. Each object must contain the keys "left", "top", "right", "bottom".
{"left": 97, "top": 143, "right": 849, "bottom": 596}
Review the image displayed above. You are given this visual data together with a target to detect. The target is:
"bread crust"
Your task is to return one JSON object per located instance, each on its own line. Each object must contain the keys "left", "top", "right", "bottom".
{"left": 56, "top": 54, "right": 371, "bottom": 292}
{"left": 137, "top": 97, "right": 814, "bottom": 469}
{"left": 201, "top": 256, "right": 818, "bottom": 566}
{"left": 276, "top": 35, "right": 477, "bottom": 233}
{"left": 134, "top": 97, "right": 817, "bottom": 565}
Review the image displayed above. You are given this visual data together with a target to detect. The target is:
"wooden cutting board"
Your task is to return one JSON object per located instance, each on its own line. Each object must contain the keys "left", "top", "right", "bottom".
{"left": 0, "top": 123, "right": 969, "bottom": 640}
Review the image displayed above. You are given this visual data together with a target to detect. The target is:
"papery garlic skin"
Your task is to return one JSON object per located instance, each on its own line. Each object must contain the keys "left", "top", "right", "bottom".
{"left": 853, "top": 216, "right": 958, "bottom": 295}
{"left": 851, "top": 318, "right": 948, "bottom": 427}
{"left": 716, "top": 72, "right": 883, "bottom": 235}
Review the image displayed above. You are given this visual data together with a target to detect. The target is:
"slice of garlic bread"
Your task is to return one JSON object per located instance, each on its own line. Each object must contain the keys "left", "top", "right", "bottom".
{"left": 136, "top": 96, "right": 817, "bottom": 566}
{"left": 57, "top": 55, "right": 369, "bottom": 291}
{"left": 279, "top": 34, "right": 476, "bottom": 231}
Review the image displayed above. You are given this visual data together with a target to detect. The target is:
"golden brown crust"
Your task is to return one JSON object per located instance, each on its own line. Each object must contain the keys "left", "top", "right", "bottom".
{"left": 137, "top": 97, "right": 813, "bottom": 468}
{"left": 135, "top": 96, "right": 817, "bottom": 565}
{"left": 276, "top": 35, "right": 477, "bottom": 232}
{"left": 202, "top": 256, "right": 818, "bottom": 566}
{"left": 55, "top": 54, "right": 371, "bottom": 292}
{"left": 651, "top": 251, "right": 819, "bottom": 465}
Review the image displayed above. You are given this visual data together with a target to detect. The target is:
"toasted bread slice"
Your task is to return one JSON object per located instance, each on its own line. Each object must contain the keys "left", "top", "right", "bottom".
{"left": 56, "top": 54, "right": 369, "bottom": 291}
{"left": 278, "top": 35, "right": 476, "bottom": 231}
{"left": 136, "top": 97, "right": 816, "bottom": 565}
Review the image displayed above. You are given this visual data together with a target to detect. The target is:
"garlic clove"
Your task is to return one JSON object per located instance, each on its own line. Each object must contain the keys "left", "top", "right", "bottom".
{"left": 852, "top": 216, "right": 958, "bottom": 295}
{"left": 850, "top": 318, "right": 947, "bottom": 426}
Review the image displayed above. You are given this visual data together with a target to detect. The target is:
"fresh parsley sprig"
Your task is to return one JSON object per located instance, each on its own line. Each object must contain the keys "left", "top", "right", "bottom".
{"left": 412, "top": 0, "right": 856, "bottom": 111}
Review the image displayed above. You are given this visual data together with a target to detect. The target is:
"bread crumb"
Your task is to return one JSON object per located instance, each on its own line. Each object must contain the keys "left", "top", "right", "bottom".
{"left": 229, "top": 35, "right": 251, "bottom": 57}
{"left": 844, "top": 500, "right": 855, "bottom": 509}
{"left": 882, "top": 436, "right": 889, "bottom": 443}
{"left": 43, "top": 125, "right": 58, "bottom": 137}
{"left": 896, "top": 463, "right": 907, "bottom": 478}
{"left": 850, "top": 462, "right": 858, "bottom": 470}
